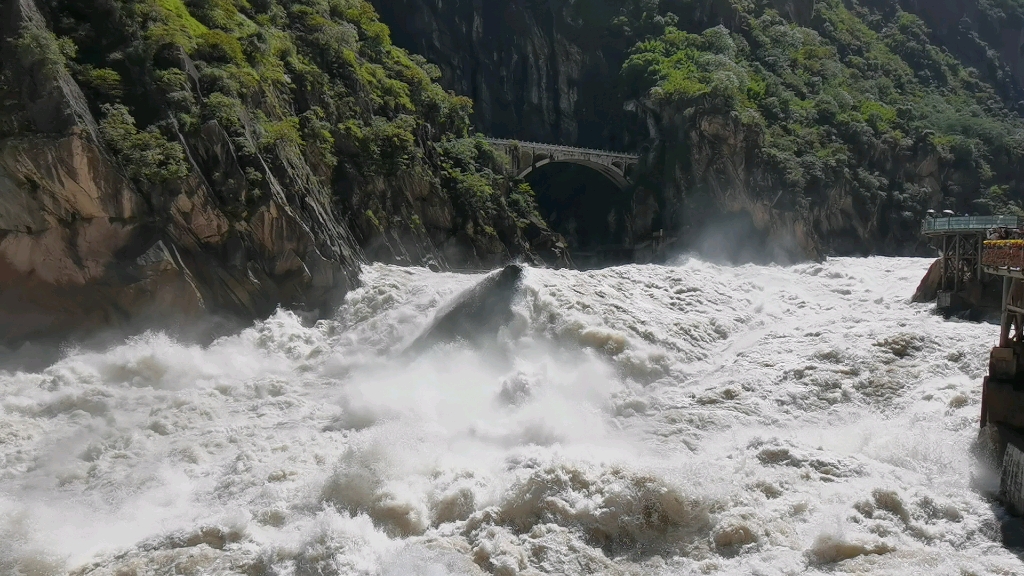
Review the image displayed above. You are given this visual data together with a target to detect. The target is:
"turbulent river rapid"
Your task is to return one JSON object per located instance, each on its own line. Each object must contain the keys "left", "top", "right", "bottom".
{"left": 2, "top": 257, "right": 1023, "bottom": 575}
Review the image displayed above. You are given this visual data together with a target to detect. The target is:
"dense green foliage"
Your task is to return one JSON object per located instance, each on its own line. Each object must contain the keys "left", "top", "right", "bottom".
{"left": 613, "top": 0, "right": 1024, "bottom": 247}
{"left": 27, "top": 0, "right": 540, "bottom": 249}
{"left": 19, "top": 0, "right": 1024, "bottom": 257}
{"left": 98, "top": 103, "right": 190, "bottom": 183}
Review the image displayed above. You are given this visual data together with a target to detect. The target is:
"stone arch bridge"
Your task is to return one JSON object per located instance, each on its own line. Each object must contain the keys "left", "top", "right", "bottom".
{"left": 483, "top": 138, "right": 640, "bottom": 189}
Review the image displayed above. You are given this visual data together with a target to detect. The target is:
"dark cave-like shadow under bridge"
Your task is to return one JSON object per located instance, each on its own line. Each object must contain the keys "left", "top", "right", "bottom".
{"left": 483, "top": 138, "right": 640, "bottom": 189}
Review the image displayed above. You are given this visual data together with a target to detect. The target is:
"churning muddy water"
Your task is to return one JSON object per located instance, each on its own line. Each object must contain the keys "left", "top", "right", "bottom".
{"left": 1, "top": 257, "right": 1022, "bottom": 575}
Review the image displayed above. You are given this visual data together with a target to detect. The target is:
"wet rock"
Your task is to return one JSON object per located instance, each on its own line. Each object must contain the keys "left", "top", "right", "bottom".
{"left": 912, "top": 258, "right": 941, "bottom": 303}
{"left": 406, "top": 265, "right": 524, "bottom": 352}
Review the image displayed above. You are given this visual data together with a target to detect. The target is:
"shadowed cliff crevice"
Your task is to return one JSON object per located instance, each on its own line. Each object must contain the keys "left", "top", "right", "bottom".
{"left": 527, "top": 163, "right": 633, "bottom": 266}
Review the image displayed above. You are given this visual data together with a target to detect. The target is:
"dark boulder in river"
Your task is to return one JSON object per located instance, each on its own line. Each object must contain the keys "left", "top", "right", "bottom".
{"left": 406, "top": 264, "right": 524, "bottom": 352}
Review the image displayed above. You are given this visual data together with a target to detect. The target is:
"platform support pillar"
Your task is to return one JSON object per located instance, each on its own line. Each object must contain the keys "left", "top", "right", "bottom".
{"left": 955, "top": 234, "right": 962, "bottom": 292}
{"left": 1002, "top": 276, "right": 1013, "bottom": 348}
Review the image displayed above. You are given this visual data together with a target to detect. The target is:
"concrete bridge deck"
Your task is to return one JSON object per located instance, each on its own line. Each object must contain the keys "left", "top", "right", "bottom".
{"left": 482, "top": 138, "right": 640, "bottom": 161}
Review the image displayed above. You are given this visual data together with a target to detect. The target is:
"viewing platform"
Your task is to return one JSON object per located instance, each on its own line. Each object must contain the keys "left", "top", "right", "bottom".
{"left": 949, "top": 225, "right": 1024, "bottom": 515}
{"left": 981, "top": 239, "right": 1024, "bottom": 515}
{"left": 921, "top": 215, "right": 1024, "bottom": 514}
{"left": 922, "top": 215, "right": 1022, "bottom": 236}
{"left": 922, "top": 214, "right": 1024, "bottom": 308}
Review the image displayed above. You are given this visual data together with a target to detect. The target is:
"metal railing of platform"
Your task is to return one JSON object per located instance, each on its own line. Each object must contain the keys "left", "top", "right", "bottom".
{"left": 923, "top": 215, "right": 1023, "bottom": 235}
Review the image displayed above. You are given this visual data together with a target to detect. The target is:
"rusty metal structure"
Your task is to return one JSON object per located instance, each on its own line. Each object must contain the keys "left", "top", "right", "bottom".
{"left": 922, "top": 215, "right": 1022, "bottom": 309}
{"left": 939, "top": 233, "right": 982, "bottom": 293}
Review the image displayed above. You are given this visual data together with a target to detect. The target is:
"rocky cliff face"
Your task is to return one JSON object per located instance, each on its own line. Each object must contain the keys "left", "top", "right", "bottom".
{"left": 373, "top": 0, "right": 1024, "bottom": 264}
{"left": 7, "top": 0, "right": 1024, "bottom": 343}
{"left": 370, "top": 0, "right": 646, "bottom": 150}
{"left": 0, "top": 0, "right": 361, "bottom": 343}
{"left": 364, "top": 0, "right": 847, "bottom": 261}
{"left": 0, "top": 0, "right": 562, "bottom": 344}
{"left": 656, "top": 105, "right": 946, "bottom": 262}
{"left": 371, "top": 0, "right": 815, "bottom": 150}
{"left": 875, "top": 0, "right": 1024, "bottom": 105}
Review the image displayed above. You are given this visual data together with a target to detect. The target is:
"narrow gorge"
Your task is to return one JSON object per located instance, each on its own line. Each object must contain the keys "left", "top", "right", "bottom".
{"left": 376, "top": 0, "right": 1024, "bottom": 261}
{"left": 5, "top": 3, "right": 1024, "bottom": 575}
{"left": 5, "top": 0, "right": 1024, "bottom": 340}
{"left": 0, "top": 0, "right": 565, "bottom": 343}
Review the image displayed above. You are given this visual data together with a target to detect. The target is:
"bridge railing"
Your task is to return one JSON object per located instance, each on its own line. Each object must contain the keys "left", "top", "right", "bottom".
{"left": 922, "top": 215, "right": 1023, "bottom": 235}
{"left": 481, "top": 137, "right": 639, "bottom": 160}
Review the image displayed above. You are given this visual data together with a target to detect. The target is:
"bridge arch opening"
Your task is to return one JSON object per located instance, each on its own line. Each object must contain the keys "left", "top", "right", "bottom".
{"left": 524, "top": 161, "right": 633, "bottom": 265}
{"left": 518, "top": 158, "right": 631, "bottom": 191}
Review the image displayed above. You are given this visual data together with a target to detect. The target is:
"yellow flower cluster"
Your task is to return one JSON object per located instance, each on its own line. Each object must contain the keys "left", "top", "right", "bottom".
{"left": 984, "top": 240, "right": 1024, "bottom": 248}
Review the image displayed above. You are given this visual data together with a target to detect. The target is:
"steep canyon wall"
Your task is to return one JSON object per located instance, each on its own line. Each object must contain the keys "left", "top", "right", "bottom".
{"left": 372, "top": 0, "right": 1024, "bottom": 262}
{"left": 0, "top": 0, "right": 563, "bottom": 343}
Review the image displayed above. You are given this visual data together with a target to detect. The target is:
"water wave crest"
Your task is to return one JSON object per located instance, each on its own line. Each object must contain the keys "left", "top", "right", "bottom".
{"left": 0, "top": 257, "right": 1021, "bottom": 575}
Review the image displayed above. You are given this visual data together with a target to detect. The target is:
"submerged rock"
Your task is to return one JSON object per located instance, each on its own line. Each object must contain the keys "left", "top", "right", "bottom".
{"left": 406, "top": 264, "right": 524, "bottom": 352}
{"left": 912, "top": 258, "right": 942, "bottom": 303}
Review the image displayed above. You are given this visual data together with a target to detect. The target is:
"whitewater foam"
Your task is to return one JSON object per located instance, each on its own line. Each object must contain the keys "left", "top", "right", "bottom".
{"left": 0, "top": 257, "right": 1022, "bottom": 575}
